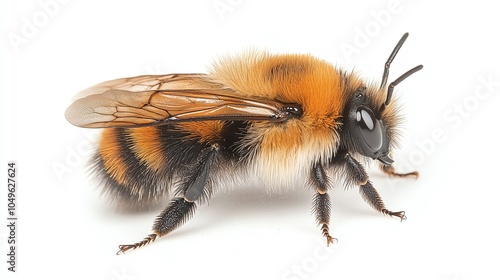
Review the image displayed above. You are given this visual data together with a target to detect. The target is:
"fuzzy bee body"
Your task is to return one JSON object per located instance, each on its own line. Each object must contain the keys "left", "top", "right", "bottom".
{"left": 65, "top": 33, "right": 422, "bottom": 254}
{"left": 94, "top": 121, "right": 251, "bottom": 209}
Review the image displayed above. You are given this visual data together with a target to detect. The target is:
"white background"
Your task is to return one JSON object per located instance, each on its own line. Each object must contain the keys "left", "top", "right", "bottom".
{"left": 1, "top": 1, "right": 499, "bottom": 279}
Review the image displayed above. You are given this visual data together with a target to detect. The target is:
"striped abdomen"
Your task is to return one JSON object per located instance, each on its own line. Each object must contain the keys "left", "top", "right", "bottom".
{"left": 92, "top": 121, "right": 249, "bottom": 211}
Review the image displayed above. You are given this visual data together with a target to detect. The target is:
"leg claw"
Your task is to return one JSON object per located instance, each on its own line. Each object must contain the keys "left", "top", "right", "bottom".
{"left": 326, "top": 235, "right": 338, "bottom": 247}
{"left": 391, "top": 210, "right": 406, "bottom": 221}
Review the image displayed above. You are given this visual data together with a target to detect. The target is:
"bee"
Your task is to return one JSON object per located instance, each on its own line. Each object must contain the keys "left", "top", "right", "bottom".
{"left": 65, "top": 33, "right": 422, "bottom": 254}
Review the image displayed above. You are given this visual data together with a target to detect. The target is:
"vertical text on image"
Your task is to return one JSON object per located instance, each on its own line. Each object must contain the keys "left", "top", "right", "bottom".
{"left": 6, "top": 162, "right": 18, "bottom": 273}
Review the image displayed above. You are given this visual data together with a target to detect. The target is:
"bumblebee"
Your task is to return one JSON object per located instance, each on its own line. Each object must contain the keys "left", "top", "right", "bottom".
{"left": 65, "top": 33, "right": 422, "bottom": 254}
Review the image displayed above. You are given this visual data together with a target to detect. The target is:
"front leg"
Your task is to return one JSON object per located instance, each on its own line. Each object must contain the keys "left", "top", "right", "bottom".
{"left": 343, "top": 153, "right": 406, "bottom": 221}
{"left": 309, "top": 162, "right": 336, "bottom": 246}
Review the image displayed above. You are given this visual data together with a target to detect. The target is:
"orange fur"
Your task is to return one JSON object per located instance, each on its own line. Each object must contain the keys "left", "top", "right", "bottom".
{"left": 177, "top": 121, "right": 225, "bottom": 143}
{"left": 87, "top": 51, "right": 404, "bottom": 192}
{"left": 128, "top": 127, "right": 165, "bottom": 171}
{"left": 212, "top": 52, "right": 349, "bottom": 188}
{"left": 99, "top": 128, "right": 128, "bottom": 185}
{"left": 65, "top": 33, "right": 421, "bottom": 253}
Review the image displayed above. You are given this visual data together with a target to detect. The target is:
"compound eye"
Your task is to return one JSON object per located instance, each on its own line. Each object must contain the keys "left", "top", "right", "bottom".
{"left": 356, "top": 107, "right": 383, "bottom": 152}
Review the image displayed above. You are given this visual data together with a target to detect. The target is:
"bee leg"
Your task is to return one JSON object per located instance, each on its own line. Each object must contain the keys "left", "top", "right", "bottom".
{"left": 310, "top": 163, "right": 337, "bottom": 246}
{"left": 343, "top": 153, "right": 406, "bottom": 221}
{"left": 380, "top": 164, "right": 419, "bottom": 179}
{"left": 117, "top": 149, "right": 216, "bottom": 254}
{"left": 117, "top": 198, "right": 197, "bottom": 254}
{"left": 359, "top": 181, "right": 406, "bottom": 221}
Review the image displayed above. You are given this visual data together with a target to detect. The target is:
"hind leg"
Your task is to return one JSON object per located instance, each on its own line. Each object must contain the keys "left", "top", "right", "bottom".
{"left": 117, "top": 148, "right": 216, "bottom": 254}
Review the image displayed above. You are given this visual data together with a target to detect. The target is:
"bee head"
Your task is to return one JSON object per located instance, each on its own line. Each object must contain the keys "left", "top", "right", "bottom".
{"left": 341, "top": 85, "right": 394, "bottom": 165}
{"left": 340, "top": 63, "right": 422, "bottom": 165}
{"left": 340, "top": 33, "right": 423, "bottom": 165}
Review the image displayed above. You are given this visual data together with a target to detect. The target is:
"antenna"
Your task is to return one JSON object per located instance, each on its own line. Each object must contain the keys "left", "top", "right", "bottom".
{"left": 379, "top": 33, "right": 423, "bottom": 114}
{"left": 380, "top": 32, "right": 409, "bottom": 89}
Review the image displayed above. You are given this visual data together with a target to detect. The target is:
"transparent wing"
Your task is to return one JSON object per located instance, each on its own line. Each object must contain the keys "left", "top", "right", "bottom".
{"left": 65, "top": 74, "right": 290, "bottom": 128}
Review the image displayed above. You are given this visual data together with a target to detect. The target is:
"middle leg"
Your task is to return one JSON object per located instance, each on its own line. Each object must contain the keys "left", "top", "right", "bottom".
{"left": 309, "top": 162, "right": 336, "bottom": 246}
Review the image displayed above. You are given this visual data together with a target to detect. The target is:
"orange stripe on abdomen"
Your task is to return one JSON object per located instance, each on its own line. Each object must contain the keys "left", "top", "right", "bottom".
{"left": 98, "top": 128, "right": 128, "bottom": 185}
{"left": 128, "top": 126, "right": 165, "bottom": 171}
{"left": 177, "top": 121, "right": 224, "bottom": 144}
